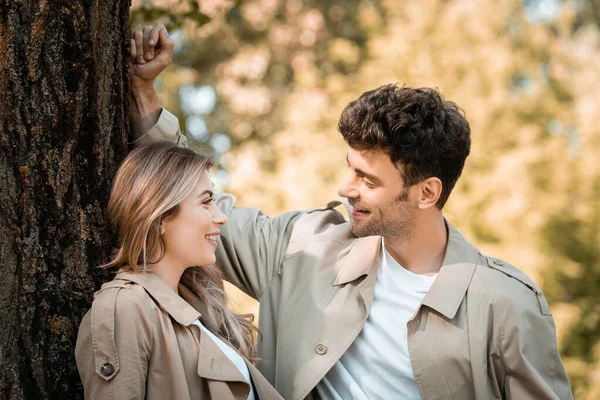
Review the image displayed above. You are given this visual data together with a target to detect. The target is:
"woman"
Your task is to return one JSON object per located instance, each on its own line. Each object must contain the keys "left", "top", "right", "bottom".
{"left": 75, "top": 142, "right": 282, "bottom": 400}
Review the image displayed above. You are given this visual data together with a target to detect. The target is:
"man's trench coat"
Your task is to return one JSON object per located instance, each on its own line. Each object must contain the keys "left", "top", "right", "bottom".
{"left": 136, "top": 109, "right": 572, "bottom": 400}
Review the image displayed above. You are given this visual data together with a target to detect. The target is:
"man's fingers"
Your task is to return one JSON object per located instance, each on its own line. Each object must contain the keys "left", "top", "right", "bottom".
{"left": 143, "top": 26, "right": 153, "bottom": 61}
{"left": 154, "top": 28, "right": 174, "bottom": 67}
{"left": 130, "top": 38, "right": 137, "bottom": 61}
{"left": 134, "top": 30, "right": 145, "bottom": 64}
{"left": 160, "top": 28, "right": 174, "bottom": 50}
{"left": 148, "top": 24, "right": 165, "bottom": 49}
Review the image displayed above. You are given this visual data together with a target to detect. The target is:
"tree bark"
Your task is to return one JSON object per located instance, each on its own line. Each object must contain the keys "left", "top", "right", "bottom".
{"left": 0, "top": 0, "right": 131, "bottom": 398}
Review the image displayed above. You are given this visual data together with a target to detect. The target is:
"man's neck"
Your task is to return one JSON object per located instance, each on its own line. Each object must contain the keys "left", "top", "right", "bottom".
{"left": 383, "top": 213, "right": 448, "bottom": 276}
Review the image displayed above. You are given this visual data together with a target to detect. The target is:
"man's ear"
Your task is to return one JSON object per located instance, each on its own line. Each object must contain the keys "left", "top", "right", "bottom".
{"left": 416, "top": 177, "right": 442, "bottom": 209}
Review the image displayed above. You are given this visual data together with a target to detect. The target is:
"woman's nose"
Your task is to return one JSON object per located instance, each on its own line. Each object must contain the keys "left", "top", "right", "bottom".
{"left": 213, "top": 208, "right": 228, "bottom": 225}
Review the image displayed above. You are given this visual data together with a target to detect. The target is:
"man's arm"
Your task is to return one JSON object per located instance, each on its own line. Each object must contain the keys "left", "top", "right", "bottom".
{"left": 496, "top": 284, "right": 573, "bottom": 399}
{"left": 127, "top": 24, "right": 303, "bottom": 298}
{"left": 128, "top": 24, "right": 185, "bottom": 147}
{"left": 213, "top": 193, "right": 303, "bottom": 300}
{"left": 130, "top": 83, "right": 162, "bottom": 142}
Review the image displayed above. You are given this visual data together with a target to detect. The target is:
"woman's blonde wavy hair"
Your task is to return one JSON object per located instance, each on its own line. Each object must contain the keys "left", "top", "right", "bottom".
{"left": 104, "top": 141, "right": 259, "bottom": 360}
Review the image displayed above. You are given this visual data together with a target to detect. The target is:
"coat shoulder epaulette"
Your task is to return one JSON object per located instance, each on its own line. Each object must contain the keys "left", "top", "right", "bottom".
{"left": 483, "top": 256, "right": 551, "bottom": 316}
{"left": 286, "top": 201, "right": 351, "bottom": 254}
{"left": 306, "top": 200, "right": 343, "bottom": 214}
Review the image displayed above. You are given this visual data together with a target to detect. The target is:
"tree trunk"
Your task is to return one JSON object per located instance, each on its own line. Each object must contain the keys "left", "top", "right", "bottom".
{"left": 0, "top": 0, "right": 131, "bottom": 398}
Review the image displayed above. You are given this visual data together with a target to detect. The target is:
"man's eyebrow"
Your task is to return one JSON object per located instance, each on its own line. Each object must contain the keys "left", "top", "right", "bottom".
{"left": 346, "top": 154, "right": 382, "bottom": 185}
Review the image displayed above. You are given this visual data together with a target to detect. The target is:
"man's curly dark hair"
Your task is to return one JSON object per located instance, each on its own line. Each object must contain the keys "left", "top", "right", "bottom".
{"left": 338, "top": 84, "right": 471, "bottom": 209}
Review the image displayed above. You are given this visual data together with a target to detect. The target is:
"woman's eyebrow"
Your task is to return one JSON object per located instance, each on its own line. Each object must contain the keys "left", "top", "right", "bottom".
{"left": 197, "top": 190, "right": 214, "bottom": 198}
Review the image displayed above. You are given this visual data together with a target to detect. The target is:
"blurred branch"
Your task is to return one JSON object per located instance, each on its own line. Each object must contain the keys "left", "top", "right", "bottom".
{"left": 586, "top": 0, "right": 600, "bottom": 29}
{"left": 130, "top": 2, "right": 211, "bottom": 31}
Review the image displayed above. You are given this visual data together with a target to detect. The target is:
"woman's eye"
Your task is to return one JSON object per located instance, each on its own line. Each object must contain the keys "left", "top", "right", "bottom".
{"left": 202, "top": 197, "right": 215, "bottom": 205}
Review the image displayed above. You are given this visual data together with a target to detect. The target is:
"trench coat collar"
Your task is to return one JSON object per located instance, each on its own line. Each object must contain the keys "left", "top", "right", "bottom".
{"left": 114, "top": 272, "right": 201, "bottom": 326}
{"left": 421, "top": 220, "right": 479, "bottom": 319}
{"left": 333, "top": 235, "right": 381, "bottom": 286}
{"left": 116, "top": 273, "right": 253, "bottom": 386}
{"left": 178, "top": 284, "right": 220, "bottom": 332}
{"left": 333, "top": 219, "right": 479, "bottom": 320}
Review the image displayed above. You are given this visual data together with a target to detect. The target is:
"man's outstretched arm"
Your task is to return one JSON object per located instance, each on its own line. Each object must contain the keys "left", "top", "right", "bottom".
{"left": 128, "top": 24, "right": 184, "bottom": 146}
{"left": 126, "top": 24, "right": 303, "bottom": 299}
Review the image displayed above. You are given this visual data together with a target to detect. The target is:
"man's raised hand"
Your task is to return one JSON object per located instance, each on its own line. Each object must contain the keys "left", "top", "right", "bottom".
{"left": 130, "top": 24, "right": 174, "bottom": 85}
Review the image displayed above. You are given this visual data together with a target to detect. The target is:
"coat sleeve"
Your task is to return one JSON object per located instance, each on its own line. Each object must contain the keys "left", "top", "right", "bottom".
{"left": 130, "top": 108, "right": 187, "bottom": 148}
{"left": 130, "top": 108, "right": 305, "bottom": 299}
{"left": 75, "top": 285, "right": 155, "bottom": 400}
{"left": 213, "top": 192, "right": 303, "bottom": 300}
{"left": 497, "top": 283, "right": 573, "bottom": 400}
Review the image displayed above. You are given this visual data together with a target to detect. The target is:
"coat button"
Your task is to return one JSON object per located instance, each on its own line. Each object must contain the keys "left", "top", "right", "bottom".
{"left": 100, "top": 363, "right": 114, "bottom": 376}
{"left": 315, "top": 343, "right": 327, "bottom": 355}
{"left": 493, "top": 259, "right": 503, "bottom": 266}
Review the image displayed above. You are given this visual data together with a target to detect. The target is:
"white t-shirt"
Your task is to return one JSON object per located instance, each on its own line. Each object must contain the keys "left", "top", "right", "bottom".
{"left": 192, "top": 320, "right": 255, "bottom": 400}
{"left": 316, "top": 241, "right": 437, "bottom": 400}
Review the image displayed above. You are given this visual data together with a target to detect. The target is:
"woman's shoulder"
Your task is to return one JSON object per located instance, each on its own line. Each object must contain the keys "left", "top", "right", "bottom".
{"left": 77, "top": 278, "right": 158, "bottom": 349}
{"left": 75, "top": 277, "right": 158, "bottom": 382}
{"left": 92, "top": 277, "right": 158, "bottom": 321}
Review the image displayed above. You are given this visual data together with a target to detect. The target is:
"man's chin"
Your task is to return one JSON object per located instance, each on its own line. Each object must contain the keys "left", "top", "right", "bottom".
{"left": 349, "top": 220, "right": 370, "bottom": 238}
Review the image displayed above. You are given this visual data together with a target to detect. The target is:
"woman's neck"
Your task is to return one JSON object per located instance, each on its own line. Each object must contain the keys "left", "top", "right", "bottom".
{"left": 149, "top": 255, "right": 186, "bottom": 293}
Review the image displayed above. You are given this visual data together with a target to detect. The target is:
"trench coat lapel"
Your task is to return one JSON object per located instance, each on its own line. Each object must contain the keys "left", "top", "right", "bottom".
{"left": 195, "top": 329, "right": 248, "bottom": 384}
{"left": 179, "top": 284, "right": 219, "bottom": 333}
{"left": 115, "top": 274, "right": 250, "bottom": 386}
{"left": 401, "top": 221, "right": 479, "bottom": 399}
{"left": 419, "top": 220, "right": 479, "bottom": 320}
{"left": 177, "top": 285, "right": 249, "bottom": 384}
{"left": 331, "top": 221, "right": 479, "bottom": 323}
{"left": 247, "top": 362, "right": 285, "bottom": 400}
{"left": 180, "top": 285, "right": 283, "bottom": 398}
{"left": 333, "top": 235, "right": 381, "bottom": 310}
{"left": 278, "top": 235, "right": 381, "bottom": 400}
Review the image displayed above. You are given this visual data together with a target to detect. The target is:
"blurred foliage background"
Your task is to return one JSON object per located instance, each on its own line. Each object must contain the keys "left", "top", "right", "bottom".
{"left": 132, "top": 0, "right": 599, "bottom": 397}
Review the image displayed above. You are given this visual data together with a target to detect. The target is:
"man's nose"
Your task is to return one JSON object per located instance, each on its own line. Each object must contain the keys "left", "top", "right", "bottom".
{"left": 338, "top": 178, "right": 359, "bottom": 199}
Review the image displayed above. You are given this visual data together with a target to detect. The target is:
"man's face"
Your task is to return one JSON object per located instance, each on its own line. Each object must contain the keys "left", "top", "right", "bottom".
{"left": 338, "top": 148, "right": 417, "bottom": 240}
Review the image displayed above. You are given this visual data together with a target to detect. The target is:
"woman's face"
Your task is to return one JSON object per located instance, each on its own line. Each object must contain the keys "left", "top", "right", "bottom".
{"left": 161, "top": 170, "right": 227, "bottom": 267}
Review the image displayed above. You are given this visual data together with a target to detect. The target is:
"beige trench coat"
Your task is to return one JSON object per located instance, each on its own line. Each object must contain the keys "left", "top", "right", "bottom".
{"left": 75, "top": 272, "right": 283, "bottom": 400}
{"left": 138, "top": 109, "right": 573, "bottom": 400}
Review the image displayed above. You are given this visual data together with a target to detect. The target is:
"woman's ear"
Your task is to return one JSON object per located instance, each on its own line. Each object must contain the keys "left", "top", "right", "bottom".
{"left": 158, "top": 217, "right": 165, "bottom": 235}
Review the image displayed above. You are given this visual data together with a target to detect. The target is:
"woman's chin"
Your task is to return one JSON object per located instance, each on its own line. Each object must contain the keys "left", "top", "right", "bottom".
{"left": 199, "top": 256, "right": 216, "bottom": 266}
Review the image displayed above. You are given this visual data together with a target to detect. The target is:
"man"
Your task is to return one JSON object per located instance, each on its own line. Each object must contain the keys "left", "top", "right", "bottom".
{"left": 127, "top": 25, "right": 572, "bottom": 400}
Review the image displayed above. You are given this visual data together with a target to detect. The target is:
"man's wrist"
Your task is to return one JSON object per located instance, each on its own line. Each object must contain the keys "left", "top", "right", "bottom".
{"left": 130, "top": 81, "right": 160, "bottom": 113}
{"left": 129, "top": 80, "right": 162, "bottom": 141}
